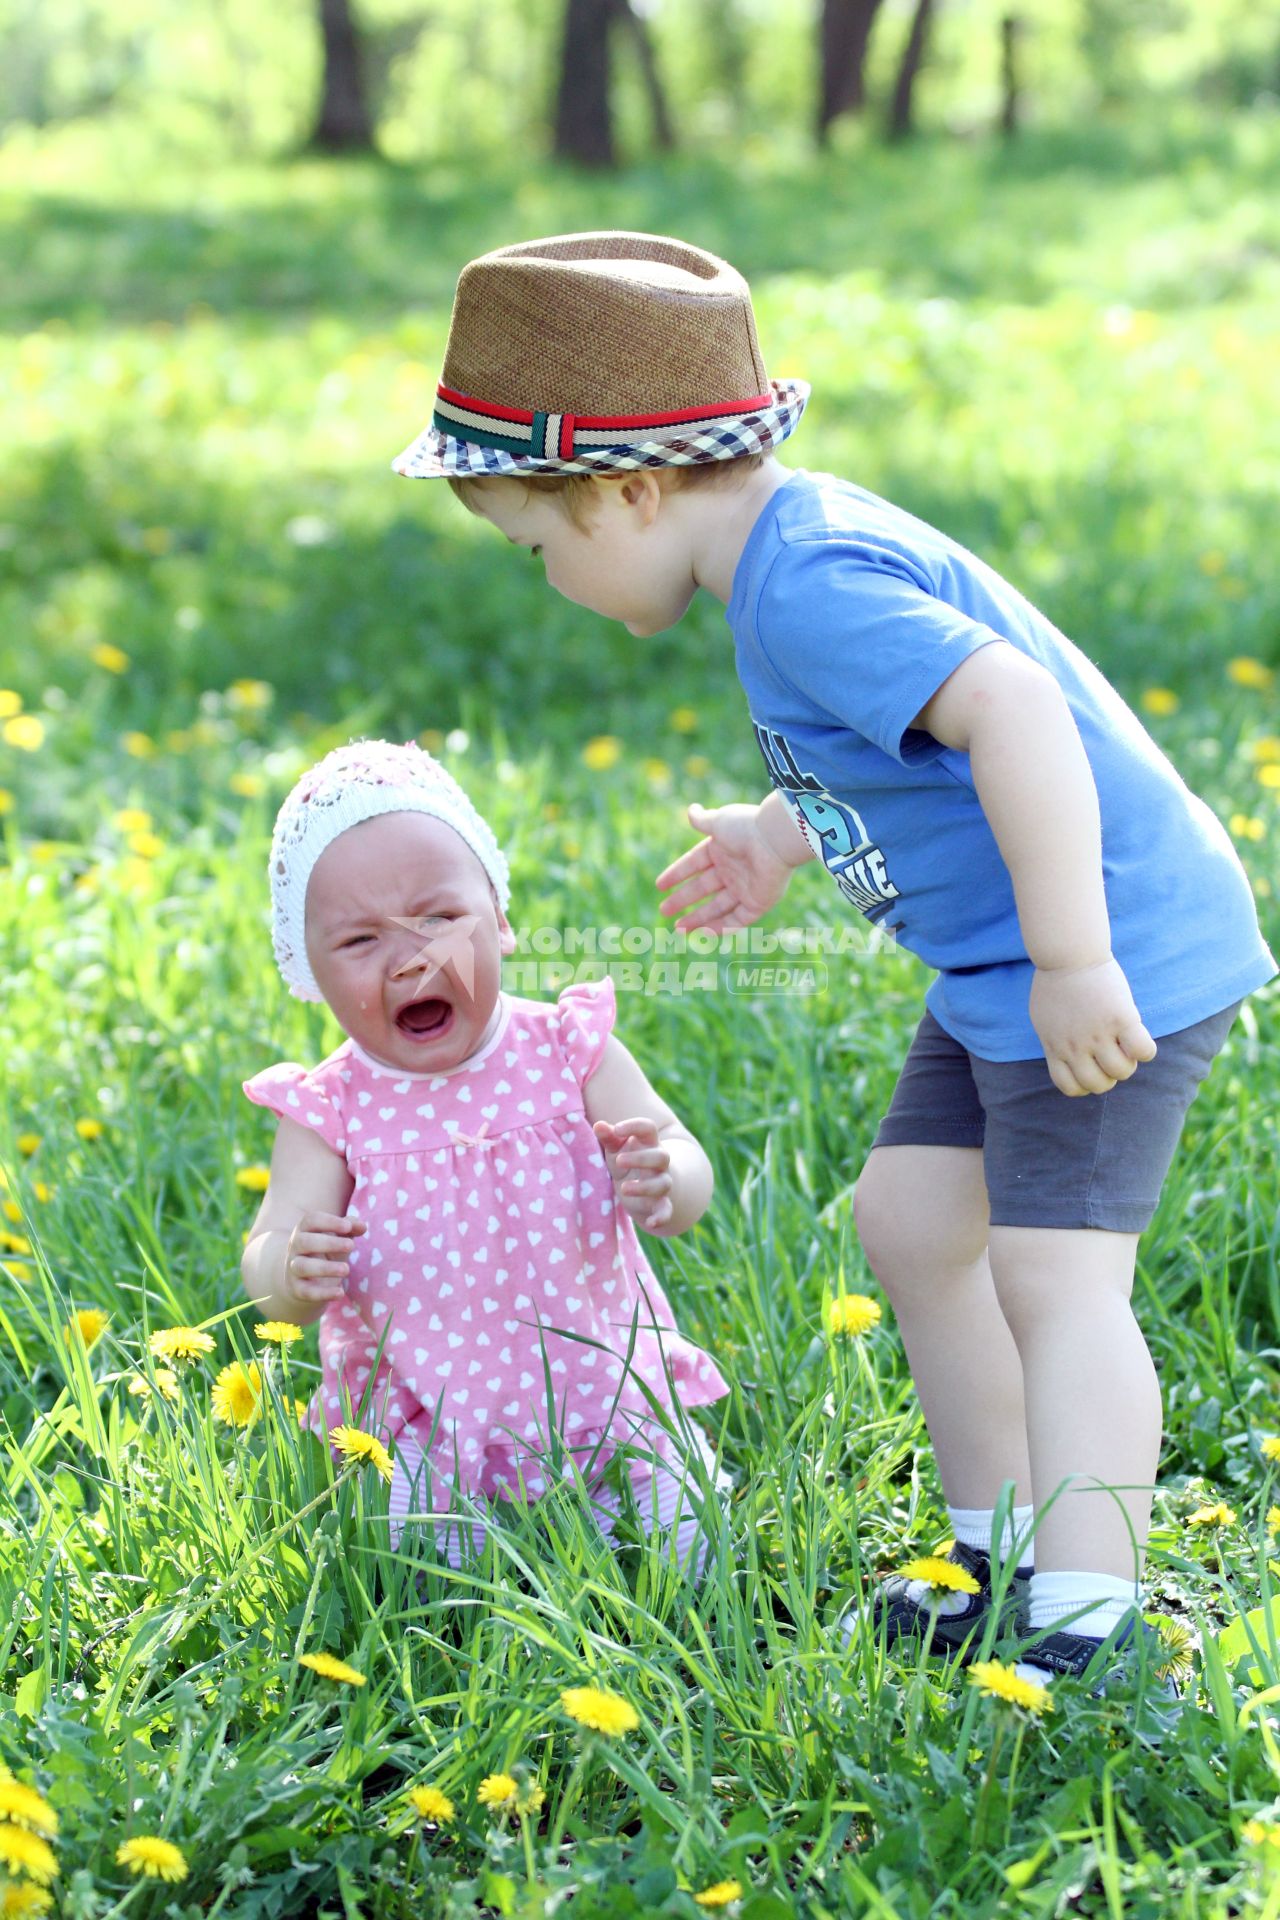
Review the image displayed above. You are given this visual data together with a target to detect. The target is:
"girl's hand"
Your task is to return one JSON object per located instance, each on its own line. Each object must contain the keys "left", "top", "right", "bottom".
{"left": 1029, "top": 957, "right": 1157, "bottom": 1096}
{"left": 656, "top": 802, "right": 798, "bottom": 933}
{"left": 284, "top": 1211, "right": 367, "bottom": 1306}
{"left": 593, "top": 1117, "right": 674, "bottom": 1231}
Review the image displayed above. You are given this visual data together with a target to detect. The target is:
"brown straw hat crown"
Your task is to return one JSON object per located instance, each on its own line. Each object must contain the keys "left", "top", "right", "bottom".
{"left": 392, "top": 230, "right": 809, "bottom": 478}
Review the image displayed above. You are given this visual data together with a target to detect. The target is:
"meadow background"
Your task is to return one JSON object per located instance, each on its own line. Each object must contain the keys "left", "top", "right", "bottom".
{"left": 2, "top": 3, "right": 1280, "bottom": 1913}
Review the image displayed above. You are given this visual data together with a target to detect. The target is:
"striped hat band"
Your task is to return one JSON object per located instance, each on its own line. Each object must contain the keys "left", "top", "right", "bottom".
{"left": 432, "top": 383, "right": 776, "bottom": 463}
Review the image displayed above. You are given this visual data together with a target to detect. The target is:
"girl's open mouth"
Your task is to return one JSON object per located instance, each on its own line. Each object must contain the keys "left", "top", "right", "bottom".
{"left": 395, "top": 997, "right": 453, "bottom": 1040}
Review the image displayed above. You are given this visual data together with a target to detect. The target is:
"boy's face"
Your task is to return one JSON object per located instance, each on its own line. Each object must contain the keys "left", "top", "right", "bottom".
{"left": 304, "top": 811, "right": 515, "bottom": 1074}
{"left": 468, "top": 476, "right": 698, "bottom": 638}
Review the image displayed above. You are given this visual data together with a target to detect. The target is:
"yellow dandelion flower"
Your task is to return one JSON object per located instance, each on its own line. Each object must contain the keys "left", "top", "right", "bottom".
{"left": 0, "top": 1878, "right": 56, "bottom": 1913}
{"left": 0, "top": 788, "right": 14, "bottom": 815}
{"left": 64, "top": 1309, "right": 109, "bottom": 1351}
{"left": 1229, "top": 657, "right": 1274, "bottom": 691}
{"left": 235, "top": 1165, "right": 271, "bottom": 1191}
{"left": 1140, "top": 688, "right": 1179, "bottom": 717}
{"left": 1230, "top": 814, "right": 1267, "bottom": 841}
{"left": 165, "top": 728, "right": 193, "bottom": 753}
{"left": 1248, "top": 737, "right": 1280, "bottom": 765}
{"left": 1243, "top": 1818, "right": 1280, "bottom": 1851}
{"left": 1259, "top": 765, "right": 1280, "bottom": 790}
{"left": 90, "top": 643, "right": 130, "bottom": 674}
{"left": 297, "top": 1651, "right": 366, "bottom": 1687}
{"left": 642, "top": 758, "right": 672, "bottom": 787}
{"left": 0, "top": 1821, "right": 58, "bottom": 1885}
{"left": 227, "top": 678, "right": 273, "bottom": 712}
{"left": 148, "top": 1325, "right": 216, "bottom": 1364}
{"left": 827, "top": 1293, "right": 882, "bottom": 1337}
{"left": 669, "top": 707, "right": 699, "bottom": 733}
{"left": 292, "top": 1398, "right": 309, "bottom": 1421}
{"left": 125, "top": 830, "right": 164, "bottom": 859}
{"left": 582, "top": 735, "right": 622, "bottom": 771}
{"left": 517, "top": 1783, "right": 546, "bottom": 1816}
{"left": 0, "top": 691, "right": 21, "bottom": 718}
{"left": 2, "top": 1200, "right": 19, "bottom": 1224}
{"left": 3, "top": 716, "right": 45, "bottom": 752}
{"left": 122, "top": 731, "right": 156, "bottom": 759}
{"left": 127, "top": 1368, "right": 180, "bottom": 1402}
{"left": 684, "top": 753, "right": 713, "bottom": 780}
{"left": 2, "top": 1232, "right": 31, "bottom": 1256}
{"left": 1154, "top": 1617, "right": 1194, "bottom": 1685}
{"left": 969, "top": 1659, "right": 1052, "bottom": 1715}
{"left": 477, "top": 1774, "right": 518, "bottom": 1810}
{"left": 74, "top": 1118, "right": 104, "bottom": 1141}
{"left": 1188, "top": 1502, "right": 1236, "bottom": 1528}
{"left": 694, "top": 1883, "right": 743, "bottom": 1909}
{"left": 31, "top": 1182, "right": 50, "bottom": 1204}
{"left": 1261, "top": 1439, "right": 1280, "bottom": 1463}
{"left": 892, "top": 1555, "right": 980, "bottom": 1595}
{"left": 211, "top": 1359, "right": 263, "bottom": 1427}
{"left": 16, "top": 1134, "right": 41, "bottom": 1157}
{"left": 229, "top": 771, "right": 265, "bottom": 798}
{"left": 330, "top": 1425, "right": 394, "bottom": 1483}
{"left": 115, "top": 1835, "right": 188, "bottom": 1881}
{"left": 255, "top": 1320, "right": 303, "bottom": 1346}
{"left": 0, "top": 1778, "right": 58, "bottom": 1837}
{"left": 560, "top": 1684, "right": 640, "bottom": 1736}
{"left": 1267, "top": 1506, "right": 1280, "bottom": 1534}
{"left": 406, "top": 1785, "right": 455, "bottom": 1824}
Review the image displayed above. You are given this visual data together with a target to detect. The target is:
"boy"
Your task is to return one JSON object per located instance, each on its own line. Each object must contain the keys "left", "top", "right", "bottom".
{"left": 392, "top": 231, "right": 1275, "bottom": 1685}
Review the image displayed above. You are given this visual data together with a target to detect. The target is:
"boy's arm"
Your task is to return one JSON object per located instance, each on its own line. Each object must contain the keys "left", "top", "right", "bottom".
{"left": 911, "top": 641, "right": 1156, "bottom": 1096}
{"left": 241, "top": 1117, "right": 361, "bottom": 1326}
{"left": 656, "top": 793, "right": 813, "bottom": 933}
{"left": 582, "top": 1035, "right": 714, "bottom": 1237}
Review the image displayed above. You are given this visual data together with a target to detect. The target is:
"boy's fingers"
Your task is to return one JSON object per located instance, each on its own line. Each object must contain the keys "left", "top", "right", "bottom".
{"left": 656, "top": 861, "right": 716, "bottom": 908}
{"left": 1121, "top": 1020, "right": 1157, "bottom": 1063}
{"left": 671, "top": 888, "right": 736, "bottom": 933}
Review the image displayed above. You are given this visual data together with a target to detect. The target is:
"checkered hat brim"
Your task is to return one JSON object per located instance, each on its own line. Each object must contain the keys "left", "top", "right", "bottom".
{"left": 392, "top": 377, "right": 810, "bottom": 479}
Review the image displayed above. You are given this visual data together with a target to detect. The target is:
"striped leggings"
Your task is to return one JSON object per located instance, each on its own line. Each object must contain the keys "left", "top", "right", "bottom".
{"left": 386, "top": 1422, "right": 729, "bottom": 1583}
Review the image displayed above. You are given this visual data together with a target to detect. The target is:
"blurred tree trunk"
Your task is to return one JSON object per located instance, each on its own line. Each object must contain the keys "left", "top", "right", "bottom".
{"left": 1000, "top": 13, "right": 1022, "bottom": 136}
{"left": 554, "top": 0, "right": 616, "bottom": 165}
{"left": 310, "top": 0, "right": 375, "bottom": 152}
{"left": 886, "top": 0, "right": 935, "bottom": 141}
{"left": 553, "top": 0, "right": 675, "bottom": 166}
{"left": 817, "top": 0, "right": 886, "bottom": 144}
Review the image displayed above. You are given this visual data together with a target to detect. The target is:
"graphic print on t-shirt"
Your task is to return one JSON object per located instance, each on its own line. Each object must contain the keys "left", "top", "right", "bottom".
{"left": 755, "top": 723, "right": 903, "bottom": 925}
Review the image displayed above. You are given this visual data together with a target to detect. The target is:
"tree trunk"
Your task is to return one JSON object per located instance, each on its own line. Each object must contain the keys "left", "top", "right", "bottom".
{"left": 553, "top": 0, "right": 616, "bottom": 167}
{"left": 615, "top": 0, "right": 676, "bottom": 152}
{"left": 886, "top": 0, "right": 935, "bottom": 141}
{"left": 1000, "top": 13, "right": 1021, "bottom": 137}
{"left": 310, "top": 0, "right": 375, "bottom": 152}
{"left": 817, "top": 0, "right": 886, "bottom": 144}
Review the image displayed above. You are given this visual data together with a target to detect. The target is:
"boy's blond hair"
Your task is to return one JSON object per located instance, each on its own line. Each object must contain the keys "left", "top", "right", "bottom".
{"left": 448, "top": 453, "right": 767, "bottom": 532}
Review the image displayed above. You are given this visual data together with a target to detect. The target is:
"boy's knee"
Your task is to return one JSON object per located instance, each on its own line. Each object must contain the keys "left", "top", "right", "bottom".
{"left": 852, "top": 1158, "right": 985, "bottom": 1283}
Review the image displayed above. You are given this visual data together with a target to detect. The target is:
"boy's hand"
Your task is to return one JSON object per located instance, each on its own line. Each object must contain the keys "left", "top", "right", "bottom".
{"left": 284, "top": 1212, "right": 367, "bottom": 1307}
{"left": 1029, "top": 958, "right": 1157, "bottom": 1096}
{"left": 656, "top": 802, "right": 796, "bottom": 932}
{"left": 593, "top": 1117, "right": 674, "bottom": 1231}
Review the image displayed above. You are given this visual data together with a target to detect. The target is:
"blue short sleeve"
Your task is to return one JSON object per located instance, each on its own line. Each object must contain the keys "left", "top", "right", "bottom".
{"left": 754, "top": 541, "right": 1006, "bottom": 764}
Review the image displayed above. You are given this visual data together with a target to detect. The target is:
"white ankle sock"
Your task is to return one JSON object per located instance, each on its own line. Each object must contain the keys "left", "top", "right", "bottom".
{"left": 948, "top": 1503, "right": 1036, "bottom": 1569}
{"left": 1016, "top": 1571, "right": 1141, "bottom": 1684}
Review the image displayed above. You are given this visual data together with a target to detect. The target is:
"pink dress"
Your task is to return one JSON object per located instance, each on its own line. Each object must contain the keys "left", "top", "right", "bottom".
{"left": 243, "top": 979, "right": 729, "bottom": 1508}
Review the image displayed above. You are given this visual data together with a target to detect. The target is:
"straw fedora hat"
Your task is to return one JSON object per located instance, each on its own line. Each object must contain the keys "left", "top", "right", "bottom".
{"left": 392, "top": 230, "right": 809, "bottom": 479}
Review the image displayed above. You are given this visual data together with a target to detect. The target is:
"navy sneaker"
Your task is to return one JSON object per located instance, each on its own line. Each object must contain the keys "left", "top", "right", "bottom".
{"left": 1017, "top": 1612, "right": 1182, "bottom": 1701}
{"left": 859, "top": 1541, "right": 1032, "bottom": 1664}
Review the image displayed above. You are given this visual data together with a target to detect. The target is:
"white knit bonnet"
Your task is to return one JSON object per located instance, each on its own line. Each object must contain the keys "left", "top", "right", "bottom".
{"left": 269, "top": 738, "right": 511, "bottom": 1001}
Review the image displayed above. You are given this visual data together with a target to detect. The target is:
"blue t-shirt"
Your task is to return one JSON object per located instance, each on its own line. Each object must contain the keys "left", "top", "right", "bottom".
{"left": 728, "top": 469, "right": 1276, "bottom": 1060}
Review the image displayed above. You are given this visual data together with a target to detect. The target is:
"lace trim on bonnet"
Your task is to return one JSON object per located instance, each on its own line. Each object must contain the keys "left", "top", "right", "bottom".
{"left": 268, "top": 739, "right": 511, "bottom": 1003}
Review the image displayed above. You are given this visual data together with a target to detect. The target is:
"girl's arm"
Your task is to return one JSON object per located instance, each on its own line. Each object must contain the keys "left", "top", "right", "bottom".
{"left": 582, "top": 1035, "right": 714, "bottom": 1238}
{"left": 241, "top": 1117, "right": 363, "bottom": 1326}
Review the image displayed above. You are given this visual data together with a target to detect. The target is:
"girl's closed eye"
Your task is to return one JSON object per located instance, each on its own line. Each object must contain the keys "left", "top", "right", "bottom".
{"left": 340, "top": 932, "right": 375, "bottom": 949}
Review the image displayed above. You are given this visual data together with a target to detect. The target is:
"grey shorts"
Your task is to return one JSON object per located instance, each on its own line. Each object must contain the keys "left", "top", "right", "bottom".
{"left": 871, "top": 1001, "right": 1241, "bottom": 1231}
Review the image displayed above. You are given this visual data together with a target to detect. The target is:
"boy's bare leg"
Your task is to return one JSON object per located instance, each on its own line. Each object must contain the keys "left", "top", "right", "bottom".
{"left": 854, "top": 1145, "right": 1033, "bottom": 1509}
{"left": 986, "top": 1224, "right": 1155, "bottom": 1581}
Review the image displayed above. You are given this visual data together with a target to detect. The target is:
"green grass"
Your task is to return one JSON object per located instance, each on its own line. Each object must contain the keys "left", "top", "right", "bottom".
{"left": 1, "top": 108, "right": 1279, "bottom": 1917}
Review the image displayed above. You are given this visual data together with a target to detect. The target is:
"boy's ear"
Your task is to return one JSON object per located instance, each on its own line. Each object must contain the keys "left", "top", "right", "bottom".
{"left": 615, "top": 470, "right": 663, "bottom": 525}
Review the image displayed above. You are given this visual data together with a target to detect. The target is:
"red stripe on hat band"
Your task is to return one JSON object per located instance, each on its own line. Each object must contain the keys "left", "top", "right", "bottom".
{"left": 559, "top": 413, "right": 575, "bottom": 459}
{"left": 436, "top": 384, "right": 772, "bottom": 432}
